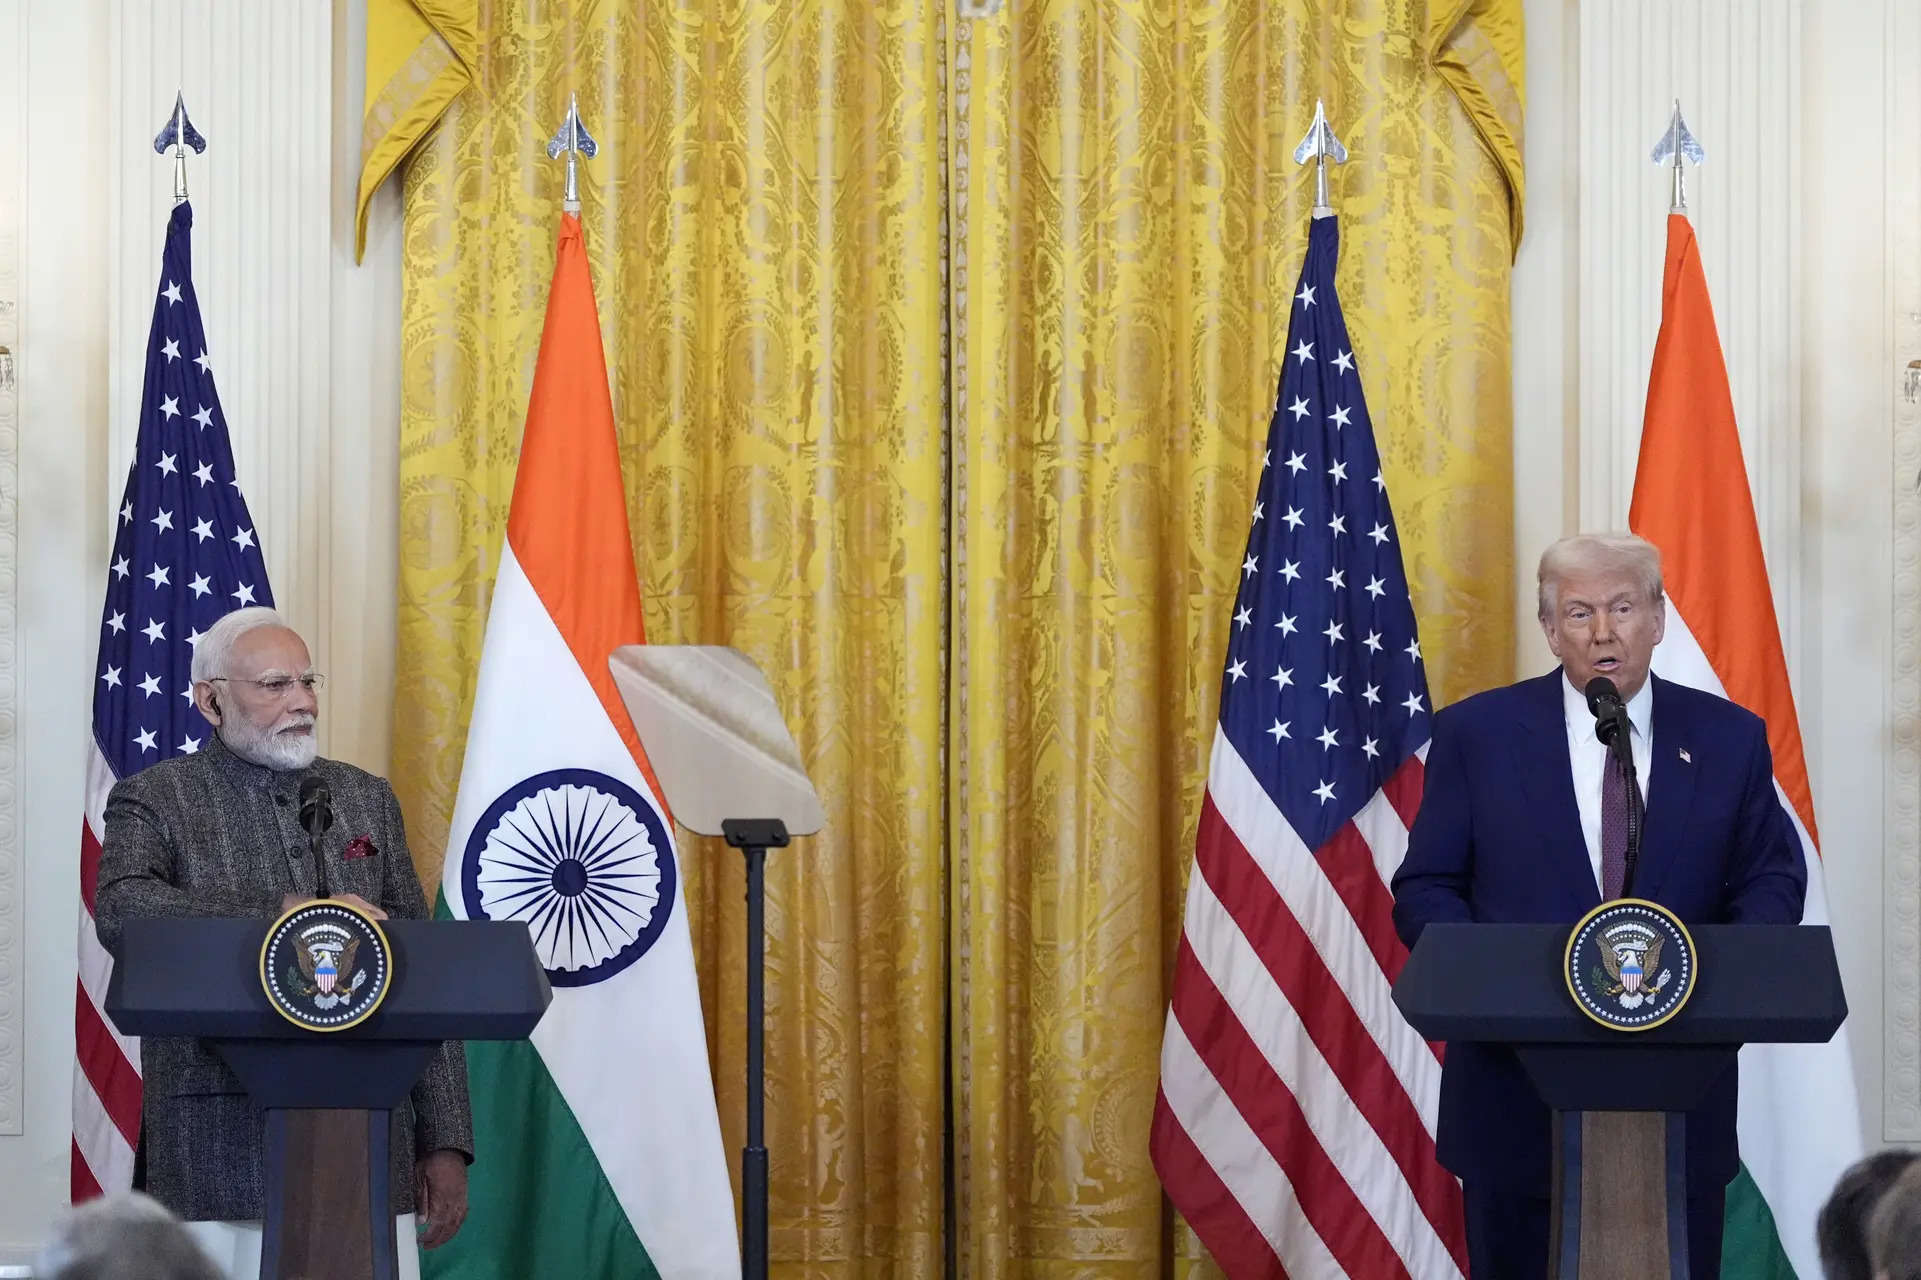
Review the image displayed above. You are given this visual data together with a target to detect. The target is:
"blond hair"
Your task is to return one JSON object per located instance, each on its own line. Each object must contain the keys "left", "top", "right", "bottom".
{"left": 1537, "top": 533, "right": 1664, "bottom": 621}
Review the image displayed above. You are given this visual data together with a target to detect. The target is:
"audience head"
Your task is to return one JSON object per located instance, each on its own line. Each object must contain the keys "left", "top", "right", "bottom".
{"left": 35, "top": 1192, "right": 221, "bottom": 1280}
{"left": 1867, "top": 1155, "right": 1921, "bottom": 1280}
{"left": 1824, "top": 1149, "right": 1919, "bottom": 1279}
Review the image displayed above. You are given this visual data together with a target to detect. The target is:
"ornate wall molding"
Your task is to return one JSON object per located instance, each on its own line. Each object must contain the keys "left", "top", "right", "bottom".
{"left": 0, "top": 0, "right": 25, "bottom": 1138}
{"left": 1882, "top": 0, "right": 1921, "bottom": 1140}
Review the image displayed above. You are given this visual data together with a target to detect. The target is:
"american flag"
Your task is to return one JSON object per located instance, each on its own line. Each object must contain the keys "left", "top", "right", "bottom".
{"left": 1149, "top": 215, "right": 1467, "bottom": 1277}
{"left": 73, "top": 200, "right": 274, "bottom": 1200}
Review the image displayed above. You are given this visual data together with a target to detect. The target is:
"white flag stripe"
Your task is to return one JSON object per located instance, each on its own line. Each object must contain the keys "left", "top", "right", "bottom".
{"left": 69, "top": 1066, "right": 133, "bottom": 1190}
{"left": 1653, "top": 605, "right": 1861, "bottom": 1280}
{"left": 1184, "top": 872, "right": 1460, "bottom": 1279}
{"left": 1349, "top": 786, "right": 1414, "bottom": 932}
{"left": 1207, "top": 730, "right": 1442, "bottom": 1116}
{"left": 1159, "top": 1015, "right": 1344, "bottom": 1278}
{"left": 85, "top": 746, "right": 115, "bottom": 835}
{"left": 75, "top": 909, "right": 140, "bottom": 1067}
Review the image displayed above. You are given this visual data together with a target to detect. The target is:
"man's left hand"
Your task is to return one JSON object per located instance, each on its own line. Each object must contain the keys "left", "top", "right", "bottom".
{"left": 415, "top": 1148, "right": 469, "bottom": 1248}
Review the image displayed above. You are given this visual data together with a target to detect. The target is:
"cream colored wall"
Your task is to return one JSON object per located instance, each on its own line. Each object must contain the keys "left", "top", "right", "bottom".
{"left": 1514, "top": 0, "right": 1915, "bottom": 1152}
{"left": 0, "top": 0, "right": 400, "bottom": 1259}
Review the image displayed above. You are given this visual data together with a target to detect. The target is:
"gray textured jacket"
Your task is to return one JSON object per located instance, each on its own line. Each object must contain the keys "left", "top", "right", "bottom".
{"left": 92, "top": 733, "right": 473, "bottom": 1222}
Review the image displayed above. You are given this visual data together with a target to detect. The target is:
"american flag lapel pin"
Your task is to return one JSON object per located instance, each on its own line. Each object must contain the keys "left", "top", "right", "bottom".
{"left": 1678, "top": 747, "right": 1692, "bottom": 764}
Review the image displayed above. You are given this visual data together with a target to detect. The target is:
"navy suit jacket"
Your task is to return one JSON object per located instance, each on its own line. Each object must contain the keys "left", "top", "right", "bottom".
{"left": 1391, "top": 670, "right": 1806, "bottom": 1192}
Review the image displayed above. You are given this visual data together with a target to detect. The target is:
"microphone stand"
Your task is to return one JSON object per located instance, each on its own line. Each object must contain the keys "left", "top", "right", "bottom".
{"left": 302, "top": 791, "right": 334, "bottom": 900}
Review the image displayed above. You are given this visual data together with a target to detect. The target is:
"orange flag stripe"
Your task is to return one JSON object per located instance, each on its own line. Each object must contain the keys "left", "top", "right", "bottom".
{"left": 506, "top": 213, "right": 668, "bottom": 809}
{"left": 1629, "top": 213, "right": 1818, "bottom": 848}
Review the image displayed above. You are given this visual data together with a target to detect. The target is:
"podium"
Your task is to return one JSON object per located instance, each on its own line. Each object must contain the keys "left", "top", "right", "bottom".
{"left": 106, "top": 917, "right": 550, "bottom": 1280}
{"left": 1394, "top": 922, "right": 1846, "bottom": 1280}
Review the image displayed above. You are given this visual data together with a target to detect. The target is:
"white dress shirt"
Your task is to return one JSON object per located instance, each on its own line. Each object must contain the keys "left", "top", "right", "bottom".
{"left": 1561, "top": 673, "right": 1653, "bottom": 893}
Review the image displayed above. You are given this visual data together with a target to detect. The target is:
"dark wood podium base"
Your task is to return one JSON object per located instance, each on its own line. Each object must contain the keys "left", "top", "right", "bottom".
{"left": 260, "top": 1108, "right": 398, "bottom": 1280}
{"left": 1548, "top": 1110, "right": 1689, "bottom": 1279}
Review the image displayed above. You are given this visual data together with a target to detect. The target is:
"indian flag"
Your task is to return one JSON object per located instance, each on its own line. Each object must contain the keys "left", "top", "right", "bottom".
{"left": 425, "top": 214, "right": 740, "bottom": 1279}
{"left": 1630, "top": 212, "right": 1863, "bottom": 1278}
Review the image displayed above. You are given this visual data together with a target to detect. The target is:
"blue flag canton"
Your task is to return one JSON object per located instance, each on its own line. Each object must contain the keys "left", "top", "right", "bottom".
{"left": 91, "top": 201, "right": 273, "bottom": 778}
{"left": 1217, "top": 216, "right": 1431, "bottom": 850}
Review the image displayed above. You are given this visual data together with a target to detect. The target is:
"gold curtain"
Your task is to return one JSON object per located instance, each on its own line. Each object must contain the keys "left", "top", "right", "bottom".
{"left": 387, "top": 1, "right": 950, "bottom": 1272}
{"left": 948, "top": 2, "right": 1519, "bottom": 1275}
{"left": 375, "top": 0, "right": 1522, "bottom": 1274}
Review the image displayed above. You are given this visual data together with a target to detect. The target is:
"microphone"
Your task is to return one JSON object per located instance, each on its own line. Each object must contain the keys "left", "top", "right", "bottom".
{"left": 298, "top": 776, "right": 334, "bottom": 899}
{"left": 1582, "top": 676, "right": 1643, "bottom": 896}
{"left": 1583, "top": 676, "right": 1630, "bottom": 747}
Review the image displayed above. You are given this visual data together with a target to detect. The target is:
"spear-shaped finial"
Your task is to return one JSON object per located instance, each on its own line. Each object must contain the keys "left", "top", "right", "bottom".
{"left": 152, "top": 91, "right": 207, "bottom": 205}
{"left": 1650, "top": 100, "right": 1705, "bottom": 214}
{"left": 546, "top": 94, "right": 599, "bottom": 213}
{"left": 1292, "top": 100, "right": 1349, "bottom": 217}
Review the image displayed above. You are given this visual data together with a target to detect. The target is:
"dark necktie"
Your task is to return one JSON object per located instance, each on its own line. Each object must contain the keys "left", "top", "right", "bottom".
{"left": 1600, "top": 744, "right": 1630, "bottom": 899}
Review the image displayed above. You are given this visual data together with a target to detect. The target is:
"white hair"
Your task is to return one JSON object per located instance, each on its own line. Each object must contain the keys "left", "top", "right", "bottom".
{"left": 190, "top": 606, "right": 296, "bottom": 684}
{"left": 36, "top": 1192, "right": 221, "bottom": 1280}
{"left": 1537, "top": 533, "right": 1665, "bottom": 621}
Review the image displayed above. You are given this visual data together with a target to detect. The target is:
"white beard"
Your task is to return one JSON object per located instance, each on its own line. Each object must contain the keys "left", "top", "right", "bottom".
{"left": 219, "top": 712, "right": 318, "bottom": 771}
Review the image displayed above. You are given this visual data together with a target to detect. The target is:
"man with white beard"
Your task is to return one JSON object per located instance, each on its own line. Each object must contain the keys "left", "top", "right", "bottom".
{"left": 92, "top": 607, "right": 470, "bottom": 1279}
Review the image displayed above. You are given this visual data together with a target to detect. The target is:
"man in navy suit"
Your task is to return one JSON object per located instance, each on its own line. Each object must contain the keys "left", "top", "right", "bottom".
{"left": 1392, "top": 533, "right": 1805, "bottom": 1279}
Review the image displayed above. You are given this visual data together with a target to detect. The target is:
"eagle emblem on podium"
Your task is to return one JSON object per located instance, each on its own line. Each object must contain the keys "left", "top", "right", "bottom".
{"left": 289, "top": 925, "right": 368, "bottom": 1010}
{"left": 260, "top": 901, "right": 392, "bottom": 1032}
{"left": 1564, "top": 899, "right": 1697, "bottom": 1032}
{"left": 1592, "top": 921, "right": 1672, "bottom": 1010}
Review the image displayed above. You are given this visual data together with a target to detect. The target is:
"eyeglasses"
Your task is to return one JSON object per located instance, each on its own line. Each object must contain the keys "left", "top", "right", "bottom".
{"left": 208, "top": 673, "right": 327, "bottom": 696}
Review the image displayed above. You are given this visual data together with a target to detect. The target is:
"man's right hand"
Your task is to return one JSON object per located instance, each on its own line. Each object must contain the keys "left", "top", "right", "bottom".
{"left": 280, "top": 891, "right": 388, "bottom": 920}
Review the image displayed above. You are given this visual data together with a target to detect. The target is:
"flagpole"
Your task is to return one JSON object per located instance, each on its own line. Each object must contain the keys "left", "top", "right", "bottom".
{"left": 1650, "top": 100, "right": 1704, "bottom": 215}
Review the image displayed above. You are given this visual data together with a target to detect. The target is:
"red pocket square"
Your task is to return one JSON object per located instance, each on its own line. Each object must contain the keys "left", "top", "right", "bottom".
{"left": 344, "top": 835, "right": 379, "bottom": 861}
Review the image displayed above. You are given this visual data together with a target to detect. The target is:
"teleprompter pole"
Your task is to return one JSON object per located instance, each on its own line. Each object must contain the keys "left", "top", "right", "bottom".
{"left": 724, "top": 817, "right": 790, "bottom": 1280}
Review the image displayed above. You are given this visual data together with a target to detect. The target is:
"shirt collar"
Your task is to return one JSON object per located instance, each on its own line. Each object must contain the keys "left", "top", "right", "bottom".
{"left": 1561, "top": 670, "right": 1654, "bottom": 742}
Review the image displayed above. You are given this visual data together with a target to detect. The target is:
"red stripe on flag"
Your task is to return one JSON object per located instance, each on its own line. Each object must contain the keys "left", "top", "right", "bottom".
{"left": 1383, "top": 755, "right": 1423, "bottom": 831}
{"left": 1171, "top": 937, "right": 1412, "bottom": 1279}
{"left": 80, "top": 815, "right": 103, "bottom": 914}
{"left": 1195, "top": 796, "right": 1463, "bottom": 1258}
{"left": 74, "top": 979, "right": 140, "bottom": 1147}
{"left": 1149, "top": 1088, "right": 1287, "bottom": 1280}
{"left": 71, "top": 1140, "right": 103, "bottom": 1205}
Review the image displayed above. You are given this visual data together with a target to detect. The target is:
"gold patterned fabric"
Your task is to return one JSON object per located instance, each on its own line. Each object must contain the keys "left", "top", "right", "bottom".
{"left": 384, "top": 0, "right": 1522, "bottom": 1274}
{"left": 354, "top": 0, "right": 475, "bottom": 262}
{"left": 947, "top": 3, "right": 1519, "bottom": 1274}
{"left": 391, "top": 4, "right": 950, "bottom": 1273}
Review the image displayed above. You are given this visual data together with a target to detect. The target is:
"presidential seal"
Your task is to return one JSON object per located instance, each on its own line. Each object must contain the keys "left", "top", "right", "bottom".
{"left": 260, "top": 899, "right": 392, "bottom": 1032}
{"left": 1564, "top": 898, "right": 1697, "bottom": 1031}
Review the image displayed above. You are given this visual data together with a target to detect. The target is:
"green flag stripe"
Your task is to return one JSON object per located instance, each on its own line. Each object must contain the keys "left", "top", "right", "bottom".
{"left": 423, "top": 904, "right": 660, "bottom": 1280}
{"left": 1721, "top": 1163, "right": 1796, "bottom": 1278}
